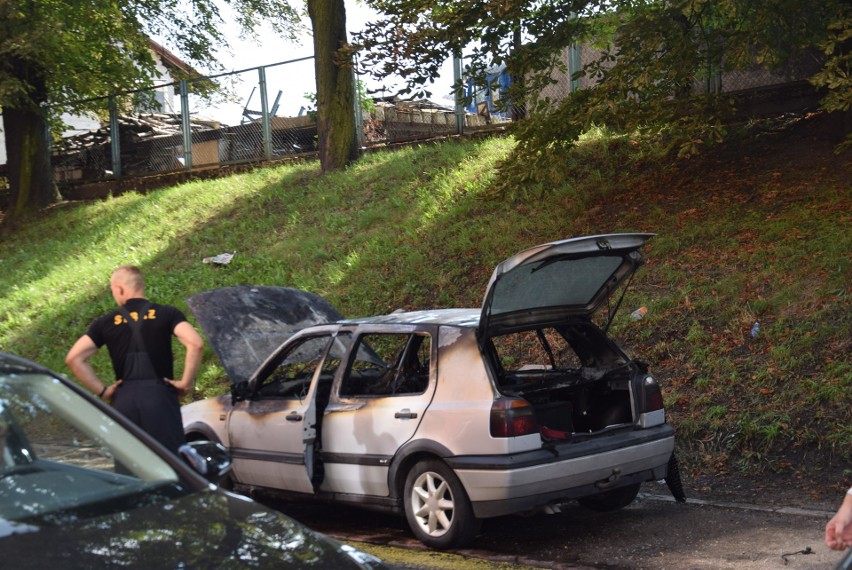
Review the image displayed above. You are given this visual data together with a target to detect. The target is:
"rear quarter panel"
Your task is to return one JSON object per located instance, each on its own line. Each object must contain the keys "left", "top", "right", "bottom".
{"left": 412, "top": 327, "right": 538, "bottom": 456}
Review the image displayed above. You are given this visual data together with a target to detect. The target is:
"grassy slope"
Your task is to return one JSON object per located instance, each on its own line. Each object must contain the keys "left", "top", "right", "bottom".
{"left": 0, "top": 112, "right": 848, "bottom": 494}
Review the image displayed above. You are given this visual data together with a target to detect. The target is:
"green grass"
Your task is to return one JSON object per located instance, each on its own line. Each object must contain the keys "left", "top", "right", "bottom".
{"left": 1, "top": 115, "right": 849, "bottom": 481}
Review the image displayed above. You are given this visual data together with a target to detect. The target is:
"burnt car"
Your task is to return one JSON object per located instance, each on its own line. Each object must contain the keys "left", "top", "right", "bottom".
{"left": 0, "top": 352, "right": 384, "bottom": 569}
{"left": 182, "top": 233, "right": 683, "bottom": 549}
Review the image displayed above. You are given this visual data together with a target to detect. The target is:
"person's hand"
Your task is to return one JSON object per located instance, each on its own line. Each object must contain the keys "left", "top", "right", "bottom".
{"left": 102, "top": 380, "right": 122, "bottom": 403}
{"left": 825, "top": 492, "right": 852, "bottom": 551}
{"left": 165, "top": 378, "right": 193, "bottom": 398}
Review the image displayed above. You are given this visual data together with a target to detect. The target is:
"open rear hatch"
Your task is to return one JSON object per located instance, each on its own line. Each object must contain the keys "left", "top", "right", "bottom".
{"left": 481, "top": 234, "right": 661, "bottom": 441}
{"left": 479, "top": 233, "right": 655, "bottom": 339}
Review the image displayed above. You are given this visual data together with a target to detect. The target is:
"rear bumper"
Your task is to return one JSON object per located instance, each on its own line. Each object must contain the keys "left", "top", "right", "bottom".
{"left": 446, "top": 424, "right": 675, "bottom": 518}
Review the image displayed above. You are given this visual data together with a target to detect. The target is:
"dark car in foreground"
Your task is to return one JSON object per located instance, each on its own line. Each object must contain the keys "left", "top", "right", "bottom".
{"left": 0, "top": 352, "right": 384, "bottom": 569}
{"left": 182, "top": 233, "right": 684, "bottom": 549}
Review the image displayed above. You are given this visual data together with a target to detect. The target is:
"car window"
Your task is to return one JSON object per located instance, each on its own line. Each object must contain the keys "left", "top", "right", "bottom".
{"left": 339, "top": 333, "right": 430, "bottom": 397}
{"left": 315, "top": 332, "right": 352, "bottom": 407}
{"left": 257, "top": 335, "right": 333, "bottom": 399}
{"left": 489, "top": 255, "right": 625, "bottom": 316}
{"left": 489, "top": 324, "right": 626, "bottom": 389}
{"left": 2, "top": 405, "right": 112, "bottom": 472}
{"left": 0, "top": 371, "right": 184, "bottom": 523}
{"left": 491, "top": 328, "right": 582, "bottom": 372}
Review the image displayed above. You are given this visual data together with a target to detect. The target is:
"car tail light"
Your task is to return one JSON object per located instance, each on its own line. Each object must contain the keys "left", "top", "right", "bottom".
{"left": 490, "top": 397, "right": 539, "bottom": 438}
{"left": 639, "top": 376, "right": 664, "bottom": 412}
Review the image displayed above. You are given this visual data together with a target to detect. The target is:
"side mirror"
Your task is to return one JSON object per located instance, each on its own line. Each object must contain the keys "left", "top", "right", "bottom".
{"left": 178, "top": 440, "right": 233, "bottom": 483}
{"left": 230, "top": 382, "right": 250, "bottom": 403}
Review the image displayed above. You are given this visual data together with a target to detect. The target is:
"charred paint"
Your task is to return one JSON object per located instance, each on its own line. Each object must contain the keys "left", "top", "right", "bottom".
{"left": 187, "top": 286, "right": 344, "bottom": 384}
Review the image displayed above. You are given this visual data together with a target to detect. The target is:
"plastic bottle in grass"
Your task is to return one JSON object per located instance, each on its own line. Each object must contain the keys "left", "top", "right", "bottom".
{"left": 630, "top": 307, "right": 648, "bottom": 321}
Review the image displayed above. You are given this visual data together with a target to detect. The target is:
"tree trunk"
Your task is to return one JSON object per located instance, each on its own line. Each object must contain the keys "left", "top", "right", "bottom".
{"left": 308, "top": 0, "right": 359, "bottom": 172}
{"left": 3, "top": 55, "right": 60, "bottom": 220}
{"left": 4, "top": 108, "right": 58, "bottom": 218}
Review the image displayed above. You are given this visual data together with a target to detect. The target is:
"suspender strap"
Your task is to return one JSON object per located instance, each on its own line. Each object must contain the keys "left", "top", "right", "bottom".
{"left": 117, "top": 302, "right": 161, "bottom": 382}
{"left": 118, "top": 303, "right": 152, "bottom": 354}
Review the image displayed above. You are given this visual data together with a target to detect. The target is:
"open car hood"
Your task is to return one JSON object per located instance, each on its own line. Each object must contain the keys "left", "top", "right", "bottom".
{"left": 480, "top": 233, "right": 654, "bottom": 338}
{"left": 187, "top": 286, "right": 344, "bottom": 385}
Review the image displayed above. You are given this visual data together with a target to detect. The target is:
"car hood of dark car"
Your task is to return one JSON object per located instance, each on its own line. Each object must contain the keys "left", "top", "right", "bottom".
{"left": 480, "top": 233, "right": 654, "bottom": 337}
{"left": 187, "top": 286, "right": 344, "bottom": 385}
{"left": 0, "top": 489, "right": 379, "bottom": 569}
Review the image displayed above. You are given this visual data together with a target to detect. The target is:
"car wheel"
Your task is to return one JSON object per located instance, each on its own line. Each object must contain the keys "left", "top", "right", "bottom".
{"left": 403, "top": 459, "right": 481, "bottom": 549}
{"left": 577, "top": 482, "right": 641, "bottom": 512}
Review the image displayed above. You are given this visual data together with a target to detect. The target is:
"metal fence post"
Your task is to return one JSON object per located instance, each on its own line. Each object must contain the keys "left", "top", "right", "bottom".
{"left": 568, "top": 44, "right": 581, "bottom": 93}
{"left": 108, "top": 96, "right": 121, "bottom": 178}
{"left": 259, "top": 66, "right": 272, "bottom": 161}
{"left": 180, "top": 80, "right": 192, "bottom": 170}
{"left": 353, "top": 66, "right": 364, "bottom": 148}
{"left": 453, "top": 51, "right": 465, "bottom": 135}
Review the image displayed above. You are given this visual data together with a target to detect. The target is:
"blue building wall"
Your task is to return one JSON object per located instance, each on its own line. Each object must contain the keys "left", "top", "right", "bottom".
{"left": 464, "top": 66, "right": 512, "bottom": 119}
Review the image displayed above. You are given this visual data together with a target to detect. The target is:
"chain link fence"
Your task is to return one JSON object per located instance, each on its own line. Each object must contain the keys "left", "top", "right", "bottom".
{"left": 28, "top": 55, "right": 493, "bottom": 190}
{"left": 0, "top": 44, "right": 822, "bottom": 195}
{"left": 48, "top": 57, "right": 323, "bottom": 188}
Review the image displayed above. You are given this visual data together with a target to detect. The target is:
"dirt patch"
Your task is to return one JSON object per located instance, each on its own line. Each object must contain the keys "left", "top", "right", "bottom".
{"left": 584, "top": 111, "right": 851, "bottom": 513}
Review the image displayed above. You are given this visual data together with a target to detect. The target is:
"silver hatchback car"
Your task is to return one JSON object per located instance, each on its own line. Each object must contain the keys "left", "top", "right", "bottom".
{"left": 182, "top": 233, "right": 681, "bottom": 549}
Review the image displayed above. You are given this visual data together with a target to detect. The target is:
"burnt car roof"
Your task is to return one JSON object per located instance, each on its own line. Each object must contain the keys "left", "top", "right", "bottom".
{"left": 341, "top": 308, "right": 480, "bottom": 328}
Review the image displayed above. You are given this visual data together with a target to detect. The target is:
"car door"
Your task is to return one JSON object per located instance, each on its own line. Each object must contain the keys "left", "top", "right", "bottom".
{"left": 226, "top": 333, "right": 345, "bottom": 494}
{"left": 320, "top": 328, "right": 435, "bottom": 496}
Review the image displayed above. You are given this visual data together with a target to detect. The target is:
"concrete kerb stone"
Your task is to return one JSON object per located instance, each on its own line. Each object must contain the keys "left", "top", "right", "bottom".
{"left": 640, "top": 493, "right": 835, "bottom": 519}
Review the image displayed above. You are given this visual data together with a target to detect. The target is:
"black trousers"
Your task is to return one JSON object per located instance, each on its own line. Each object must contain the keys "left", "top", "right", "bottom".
{"left": 112, "top": 379, "right": 184, "bottom": 455}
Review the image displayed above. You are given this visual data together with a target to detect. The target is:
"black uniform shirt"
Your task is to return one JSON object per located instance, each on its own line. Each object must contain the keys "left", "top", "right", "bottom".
{"left": 86, "top": 298, "right": 188, "bottom": 381}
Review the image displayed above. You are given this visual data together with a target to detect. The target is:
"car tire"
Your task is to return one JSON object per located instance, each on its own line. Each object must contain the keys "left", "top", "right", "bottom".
{"left": 577, "top": 482, "right": 641, "bottom": 512}
{"left": 403, "top": 459, "right": 481, "bottom": 549}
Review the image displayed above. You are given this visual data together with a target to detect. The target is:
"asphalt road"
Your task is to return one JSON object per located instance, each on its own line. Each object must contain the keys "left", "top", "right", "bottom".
{"left": 261, "top": 484, "right": 845, "bottom": 569}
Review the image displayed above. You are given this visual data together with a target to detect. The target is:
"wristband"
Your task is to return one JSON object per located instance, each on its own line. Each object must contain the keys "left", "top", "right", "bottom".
{"left": 98, "top": 386, "right": 107, "bottom": 399}
{"left": 847, "top": 487, "right": 852, "bottom": 496}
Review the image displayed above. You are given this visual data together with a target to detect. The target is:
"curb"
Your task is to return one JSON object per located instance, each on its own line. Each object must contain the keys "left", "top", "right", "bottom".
{"left": 640, "top": 492, "right": 835, "bottom": 518}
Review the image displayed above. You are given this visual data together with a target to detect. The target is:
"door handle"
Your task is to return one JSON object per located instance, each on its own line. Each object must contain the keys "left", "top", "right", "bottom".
{"left": 394, "top": 409, "right": 418, "bottom": 419}
{"left": 286, "top": 412, "right": 303, "bottom": 422}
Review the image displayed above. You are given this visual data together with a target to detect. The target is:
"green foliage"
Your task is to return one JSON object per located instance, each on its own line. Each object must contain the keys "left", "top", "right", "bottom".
{"left": 487, "top": 119, "right": 671, "bottom": 201}
{"left": 1, "top": 1, "right": 151, "bottom": 112}
{"left": 809, "top": 6, "right": 852, "bottom": 152}
{"left": 0, "top": 0, "right": 304, "bottom": 217}
{"left": 355, "top": 0, "right": 591, "bottom": 99}
{"left": 357, "top": 0, "right": 848, "bottom": 198}
{"left": 0, "top": 0, "right": 301, "bottom": 118}
{"left": 303, "top": 91, "right": 319, "bottom": 120}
